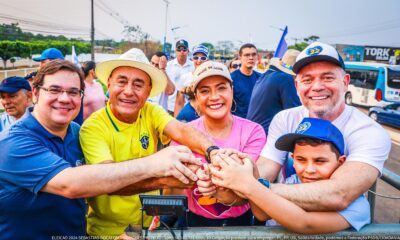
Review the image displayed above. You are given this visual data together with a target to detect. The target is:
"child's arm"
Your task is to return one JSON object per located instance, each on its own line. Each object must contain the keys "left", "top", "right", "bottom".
{"left": 245, "top": 180, "right": 350, "bottom": 233}
{"left": 211, "top": 154, "right": 351, "bottom": 234}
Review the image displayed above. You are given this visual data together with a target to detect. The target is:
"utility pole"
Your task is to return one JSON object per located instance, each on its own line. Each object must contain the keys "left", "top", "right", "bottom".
{"left": 91, "top": 0, "right": 95, "bottom": 61}
{"left": 163, "top": 0, "right": 169, "bottom": 53}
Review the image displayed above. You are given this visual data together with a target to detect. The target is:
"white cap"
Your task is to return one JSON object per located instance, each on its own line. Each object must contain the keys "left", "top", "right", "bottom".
{"left": 191, "top": 61, "right": 232, "bottom": 90}
{"left": 292, "top": 42, "right": 345, "bottom": 74}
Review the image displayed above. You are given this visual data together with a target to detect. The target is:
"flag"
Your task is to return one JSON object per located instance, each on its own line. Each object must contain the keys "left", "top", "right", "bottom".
{"left": 274, "top": 26, "right": 288, "bottom": 58}
{"left": 71, "top": 45, "right": 81, "bottom": 67}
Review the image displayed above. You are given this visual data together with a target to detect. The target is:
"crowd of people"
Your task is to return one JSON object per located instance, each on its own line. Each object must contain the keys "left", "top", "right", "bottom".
{"left": 0, "top": 40, "right": 391, "bottom": 239}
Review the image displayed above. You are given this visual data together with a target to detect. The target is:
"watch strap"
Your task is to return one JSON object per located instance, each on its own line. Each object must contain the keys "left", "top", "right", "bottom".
{"left": 205, "top": 145, "right": 220, "bottom": 163}
{"left": 258, "top": 178, "right": 270, "bottom": 189}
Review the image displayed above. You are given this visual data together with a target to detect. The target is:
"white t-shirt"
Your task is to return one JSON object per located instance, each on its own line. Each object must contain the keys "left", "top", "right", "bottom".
{"left": 260, "top": 105, "right": 391, "bottom": 174}
{"left": 165, "top": 58, "right": 194, "bottom": 112}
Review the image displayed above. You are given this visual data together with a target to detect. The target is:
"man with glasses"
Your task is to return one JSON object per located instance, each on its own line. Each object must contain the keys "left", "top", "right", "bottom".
{"left": 79, "top": 48, "right": 219, "bottom": 237}
{"left": 0, "top": 76, "right": 32, "bottom": 133}
{"left": 148, "top": 51, "right": 175, "bottom": 111}
{"left": 174, "top": 44, "right": 209, "bottom": 117}
{"left": 231, "top": 43, "right": 261, "bottom": 118}
{"left": 0, "top": 59, "right": 203, "bottom": 239}
{"left": 166, "top": 39, "right": 194, "bottom": 115}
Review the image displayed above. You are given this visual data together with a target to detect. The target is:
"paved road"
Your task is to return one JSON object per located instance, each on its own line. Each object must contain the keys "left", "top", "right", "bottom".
{"left": 357, "top": 107, "right": 399, "bottom": 224}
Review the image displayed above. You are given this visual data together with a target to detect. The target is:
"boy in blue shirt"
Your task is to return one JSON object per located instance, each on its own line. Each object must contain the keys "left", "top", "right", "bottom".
{"left": 211, "top": 118, "right": 370, "bottom": 233}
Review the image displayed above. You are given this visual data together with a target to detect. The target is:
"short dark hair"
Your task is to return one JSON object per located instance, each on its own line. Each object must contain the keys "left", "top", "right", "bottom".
{"left": 153, "top": 51, "right": 168, "bottom": 59}
{"left": 33, "top": 59, "right": 85, "bottom": 91}
{"left": 294, "top": 138, "right": 340, "bottom": 159}
{"left": 81, "top": 61, "right": 96, "bottom": 78}
{"left": 239, "top": 43, "right": 257, "bottom": 56}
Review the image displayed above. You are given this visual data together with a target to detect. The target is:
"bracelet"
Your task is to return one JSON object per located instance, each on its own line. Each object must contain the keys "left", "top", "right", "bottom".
{"left": 221, "top": 196, "right": 238, "bottom": 207}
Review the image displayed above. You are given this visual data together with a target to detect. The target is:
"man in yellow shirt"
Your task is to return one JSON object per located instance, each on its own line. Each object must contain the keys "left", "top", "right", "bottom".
{"left": 80, "top": 48, "right": 219, "bottom": 237}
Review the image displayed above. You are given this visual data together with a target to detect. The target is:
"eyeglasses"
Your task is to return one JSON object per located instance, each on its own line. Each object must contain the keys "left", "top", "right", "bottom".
{"left": 242, "top": 53, "right": 257, "bottom": 58}
{"left": 176, "top": 47, "right": 188, "bottom": 52}
{"left": 192, "top": 56, "right": 207, "bottom": 61}
{"left": 39, "top": 86, "right": 84, "bottom": 99}
{"left": 231, "top": 63, "right": 241, "bottom": 69}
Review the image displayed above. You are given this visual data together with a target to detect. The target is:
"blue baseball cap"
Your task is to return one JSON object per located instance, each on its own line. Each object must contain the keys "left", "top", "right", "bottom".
{"left": 0, "top": 76, "right": 32, "bottom": 93}
{"left": 275, "top": 118, "right": 345, "bottom": 155}
{"left": 292, "top": 42, "right": 345, "bottom": 74}
{"left": 192, "top": 45, "right": 209, "bottom": 58}
{"left": 33, "top": 48, "right": 64, "bottom": 62}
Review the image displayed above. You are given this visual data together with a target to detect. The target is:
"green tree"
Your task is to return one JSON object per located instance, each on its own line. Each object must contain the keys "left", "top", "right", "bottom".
{"left": 288, "top": 42, "right": 309, "bottom": 51}
{"left": 0, "top": 40, "right": 31, "bottom": 68}
{"left": 303, "top": 35, "right": 320, "bottom": 43}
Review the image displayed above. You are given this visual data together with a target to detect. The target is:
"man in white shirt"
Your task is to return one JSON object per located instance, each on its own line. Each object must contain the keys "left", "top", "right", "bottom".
{"left": 255, "top": 42, "right": 391, "bottom": 212}
{"left": 166, "top": 39, "right": 194, "bottom": 115}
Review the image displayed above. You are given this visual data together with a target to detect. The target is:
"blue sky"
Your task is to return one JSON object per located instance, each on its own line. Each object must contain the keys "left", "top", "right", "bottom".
{"left": 1, "top": 0, "right": 399, "bottom": 50}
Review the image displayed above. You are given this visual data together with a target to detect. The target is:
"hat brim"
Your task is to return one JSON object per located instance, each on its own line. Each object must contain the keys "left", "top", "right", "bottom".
{"left": 292, "top": 55, "right": 344, "bottom": 74}
{"left": 191, "top": 71, "right": 232, "bottom": 92}
{"left": 95, "top": 59, "right": 167, "bottom": 97}
{"left": 275, "top": 133, "right": 329, "bottom": 153}
{"left": 270, "top": 58, "right": 295, "bottom": 76}
{"left": 32, "top": 56, "right": 46, "bottom": 62}
{"left": 0, "top": 86, "right": 21, "bottom": 93}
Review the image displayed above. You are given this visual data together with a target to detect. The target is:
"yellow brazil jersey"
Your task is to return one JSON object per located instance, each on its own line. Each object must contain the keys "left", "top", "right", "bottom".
{"left": 79, "top": 101, "right": 173, "bottom": 236}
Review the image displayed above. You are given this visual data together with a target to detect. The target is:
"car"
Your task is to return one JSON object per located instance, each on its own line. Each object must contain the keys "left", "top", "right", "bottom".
{"left": 369, "top": 103, "right": 400, "bottom": 128}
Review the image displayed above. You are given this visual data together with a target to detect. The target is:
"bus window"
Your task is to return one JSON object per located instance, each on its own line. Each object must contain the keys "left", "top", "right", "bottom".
{"left": 347, "top": 69, "right": 378, "bottom": 90}
{"left": 387, "top": 68, "right": 400, "bottom": 89}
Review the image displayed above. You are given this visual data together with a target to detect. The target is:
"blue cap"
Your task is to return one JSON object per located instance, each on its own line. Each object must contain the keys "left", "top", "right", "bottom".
{"left": 192, "top": 45, "right": 209, "bottom": 58}
{"left": 292, "top": 42, "right": 345, "bottom": 74}
{"left": 0, "top": 76, "right": 32, "bottom": 93}
{"left": 33, "top": 48, "right": 64, "bottom": 62}
{"left": 275, "top": 118, "right": 345, "bottom": 155}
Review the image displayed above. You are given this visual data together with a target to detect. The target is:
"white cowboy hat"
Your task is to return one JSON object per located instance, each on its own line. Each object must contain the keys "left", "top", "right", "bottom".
{"left": 96, "top": 48, "right": 167, "bottom": 97}
{"left": 270, "top": 49, "right": 300, "bottom": 76}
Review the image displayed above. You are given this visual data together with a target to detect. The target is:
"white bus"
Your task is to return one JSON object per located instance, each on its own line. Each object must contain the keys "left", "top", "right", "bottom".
{"left": 344, "top": 62, "right": 400, "bottom": 107}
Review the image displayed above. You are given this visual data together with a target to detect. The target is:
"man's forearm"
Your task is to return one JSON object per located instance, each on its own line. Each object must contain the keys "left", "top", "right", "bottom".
{"left": 164, "top": 73, "right": 175, "bottom": 95}
{"left": 271, "top": 162, "right": 379, "bottom": 211}
{"left": 43, "top": 156, "right": 157, "bottom": 198}
{"left": 166, "top": 121, "right": 214, "bottom": 155}
{"left": 110, "top": 177, "right": 194, "bottom": 195}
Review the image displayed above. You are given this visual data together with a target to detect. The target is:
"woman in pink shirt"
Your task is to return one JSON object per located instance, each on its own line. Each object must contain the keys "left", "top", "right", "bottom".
{"left": 167, "top": 61, "right": 266, "bottom": 227}
{"left": 81, "top": 61, "right": 106, "bottom": 120}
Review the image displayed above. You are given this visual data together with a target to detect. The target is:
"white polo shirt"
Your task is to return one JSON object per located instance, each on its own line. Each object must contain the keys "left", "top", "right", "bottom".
{"left": 165, "top": 58, "right": 194, "bottom": 112}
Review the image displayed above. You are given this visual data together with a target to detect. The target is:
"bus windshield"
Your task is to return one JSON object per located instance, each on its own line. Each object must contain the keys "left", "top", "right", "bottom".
{"left": 387, "top": 67, "right": 400, "bottom": 89}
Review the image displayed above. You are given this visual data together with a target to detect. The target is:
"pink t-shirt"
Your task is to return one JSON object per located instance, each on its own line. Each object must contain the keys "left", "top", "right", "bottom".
{"left": 83, "top": 80, "right": 106, "bottom": 120}
{"left": 172, "top": 115, "right": 266, "bottom": 219}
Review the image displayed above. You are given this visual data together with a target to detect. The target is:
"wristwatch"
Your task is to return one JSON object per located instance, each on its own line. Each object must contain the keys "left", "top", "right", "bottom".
{"left": 205, "top": 145, "right": 220, "bottom": 163}
{"left": 258, "top": 178, "right": 270, "bottom": 189}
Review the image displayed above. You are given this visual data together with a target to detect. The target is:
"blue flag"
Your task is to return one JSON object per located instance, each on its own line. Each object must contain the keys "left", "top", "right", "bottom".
{"left": 274, "top": 26, "right": 288, "bottom": 58}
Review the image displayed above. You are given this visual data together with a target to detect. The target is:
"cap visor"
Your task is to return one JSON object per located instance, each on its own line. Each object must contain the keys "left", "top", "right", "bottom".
{"left": 0, "top": 86, "right": 20, "bottom": 93}
{"left": 293, "top": 55, "right": 343, "bottom": 74}
{"left": 32, "top": 56, "right": 45, "bottom": 62}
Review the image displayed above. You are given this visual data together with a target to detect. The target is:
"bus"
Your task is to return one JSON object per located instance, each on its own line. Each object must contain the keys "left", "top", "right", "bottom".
{"left": 344, "top": 62, "right": 400, "bottom": 107}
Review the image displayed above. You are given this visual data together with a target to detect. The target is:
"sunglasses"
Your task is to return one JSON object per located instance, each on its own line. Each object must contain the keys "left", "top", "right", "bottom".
{"left": 176, "top": 47, "right": 188, "bottom": 52}
{"left": 193, "top": 56, "right": 207, "bottom": 61}
{"left": 231, "top": 63, "right": 241, "bottom": 69}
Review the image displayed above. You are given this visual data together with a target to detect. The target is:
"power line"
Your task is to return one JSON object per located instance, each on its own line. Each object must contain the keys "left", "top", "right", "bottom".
{"left": 321, "top": 18, "right": 400, "bottom": 39}
{"left": 0, "top": 3, "right": 113, "bottom": 39}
